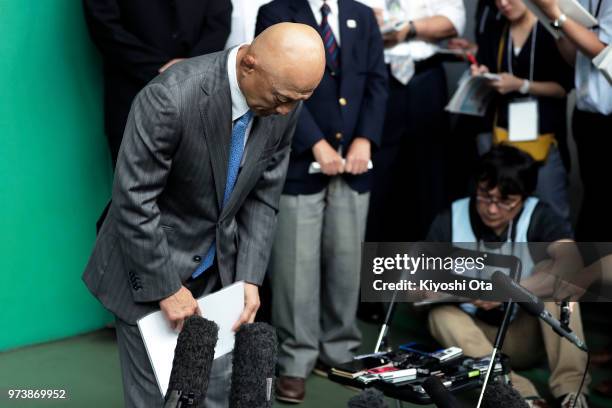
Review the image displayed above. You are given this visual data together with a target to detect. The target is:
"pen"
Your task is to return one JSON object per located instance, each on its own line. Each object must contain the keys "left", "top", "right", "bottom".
{"left": 466, "top": 52, "right": 478, "bottom": 65}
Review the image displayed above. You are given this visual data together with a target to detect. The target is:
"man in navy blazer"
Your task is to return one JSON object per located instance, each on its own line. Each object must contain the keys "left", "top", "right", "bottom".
{"left": 256, "top": 0, "right": 387, "bottom": 402}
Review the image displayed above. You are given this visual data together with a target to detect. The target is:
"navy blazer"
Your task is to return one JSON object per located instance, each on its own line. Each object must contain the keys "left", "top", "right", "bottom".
{"left": 256, "top": 0, "right": 388, "bottom": 194}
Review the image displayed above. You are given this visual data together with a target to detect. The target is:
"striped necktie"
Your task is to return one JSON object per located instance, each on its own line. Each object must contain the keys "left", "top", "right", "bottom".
{"left": 320, "top": 1, "right": 340, "bottom": 71}
{"left": 192, "top": 110, "right": 253, "bottom": 279}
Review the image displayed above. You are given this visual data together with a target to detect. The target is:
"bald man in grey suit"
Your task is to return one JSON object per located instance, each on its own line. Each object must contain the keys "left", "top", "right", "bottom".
{"left": 83, "top": 23, "right": 325, "bottom": 408}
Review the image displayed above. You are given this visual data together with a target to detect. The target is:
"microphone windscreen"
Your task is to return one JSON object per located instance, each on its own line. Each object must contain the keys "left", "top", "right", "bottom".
{"left": 165, "top": 315, "right": 218, "bottom": 407}
{"left": 347, "top": 388, "right": 388, "bottom": 408}
{"left": 423, "top": 376, "right": 460, "bottom": 408}
{"left": 481, "top": 380, "right": 529, "bottom": 408}
{"left": 229, "top": 322, "right": 277, "bottom": 408}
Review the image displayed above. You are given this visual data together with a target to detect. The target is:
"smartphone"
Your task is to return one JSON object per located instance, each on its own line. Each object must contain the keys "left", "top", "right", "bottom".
{"left": 398, "top": 342, "right": 441, "bottom": 356}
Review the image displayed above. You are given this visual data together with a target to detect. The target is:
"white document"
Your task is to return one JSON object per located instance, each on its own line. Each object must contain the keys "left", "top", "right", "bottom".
{"left": 308, "top": 160, "right": 373, "bottom": 174}
{"left": 446, "top": 71, "right": 496, "bottom": 117}
{"left": 137, "top": 281, "right": 245, "bottom": 396}
{"left": 594, "top": 44, "right": 612, "bottom": 85}
{"left": 509, "top": 100, "right": 539, "bottom": 142}
{"left": 524, "top": 0, "right": 598, "bottom": 39}
{"left": 481, "top": 73, "right": 502, "bottom": 81}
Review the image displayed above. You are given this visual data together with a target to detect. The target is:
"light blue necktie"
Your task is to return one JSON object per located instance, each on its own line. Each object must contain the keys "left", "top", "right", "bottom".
{"left": 192, "top": 110, "right": 253, "bottom": 279}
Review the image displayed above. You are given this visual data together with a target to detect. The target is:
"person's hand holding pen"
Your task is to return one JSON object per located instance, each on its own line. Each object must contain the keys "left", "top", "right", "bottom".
{"left": 469, "top": 62, "right": 524, "bottom": 94}
{"left": 470, "top": 62, "right": 489, "bottom": 76}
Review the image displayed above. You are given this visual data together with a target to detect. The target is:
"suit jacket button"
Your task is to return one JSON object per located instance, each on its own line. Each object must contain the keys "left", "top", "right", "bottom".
{"left": 193, "top": 255, "right": 202, "bottom": 263}
{"left": 335, "top": 132, "right": 343, "bottom": 140}
{"left": 339, "top": 97, "right": 347, "bottom": 106}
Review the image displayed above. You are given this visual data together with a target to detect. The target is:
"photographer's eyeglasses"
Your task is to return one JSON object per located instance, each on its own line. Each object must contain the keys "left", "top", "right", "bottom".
{"left": 475, "top": 190, "right": 522, "bottom": 211}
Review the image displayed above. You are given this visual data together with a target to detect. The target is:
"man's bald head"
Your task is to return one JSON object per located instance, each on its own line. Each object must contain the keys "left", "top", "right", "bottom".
{"left": 237, "top": 23, "right": 326, "bottom": 116}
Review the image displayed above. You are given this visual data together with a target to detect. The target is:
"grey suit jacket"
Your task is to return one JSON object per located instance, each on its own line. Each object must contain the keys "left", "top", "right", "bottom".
{"left": 83, "top": 50, "right": 299, "bottom": 324}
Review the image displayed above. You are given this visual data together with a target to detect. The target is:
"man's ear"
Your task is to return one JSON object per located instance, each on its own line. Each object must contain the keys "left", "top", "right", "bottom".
{"left": 241, "top": 54, "right": 257, "bottom": 74}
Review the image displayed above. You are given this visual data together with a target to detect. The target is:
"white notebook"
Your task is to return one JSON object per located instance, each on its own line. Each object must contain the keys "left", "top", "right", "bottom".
{"left": 137, "top": 281, "right": 245, "bottom": 396}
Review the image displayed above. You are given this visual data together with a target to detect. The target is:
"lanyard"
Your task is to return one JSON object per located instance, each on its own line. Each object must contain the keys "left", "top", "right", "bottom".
{"left": 589, "top": 0, "right": 604, "bottom": 18}
{"left": 499, "top": 23, "right": 538, "bottom": 81}
{"left": 479, "top": 5, "right": 490, "bottom": 35}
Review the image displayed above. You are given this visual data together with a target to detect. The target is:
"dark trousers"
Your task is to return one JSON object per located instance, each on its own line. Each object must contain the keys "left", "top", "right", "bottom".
{"left": 367, "top": 64, "right": 450, "bottom": 242}
{"left": 573, "top": 109, "right": 612, "bottom": 241}
{"left": 184, "top": 263, "right": 221, "bottom": 298}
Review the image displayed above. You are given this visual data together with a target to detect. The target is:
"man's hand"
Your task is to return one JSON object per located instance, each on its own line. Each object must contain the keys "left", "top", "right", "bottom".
{"left": 159, "top": 286, "right": 201, "bottom": 332}
{"left": 491, "top": 73, "right": 524, "bottom": 95}
{"left": 345, "top": 137, "right": 371, "bottom": 175}
{"left": 383, "top": 25, "right": 410, "bottom": 48}
{"left": 312, "top": 139, "right": 344, "bottom": 176}
{"left": 159, "top": 58, "right": 185, "bottom": 73}
{"left": 472, "top": 300, "right": 502, "bottom": 311}
{"left": 232, "top": 283, "right": 260, "bottom": 331}
{"left": 525, "top": 240, "right": 586, "bottom": 300}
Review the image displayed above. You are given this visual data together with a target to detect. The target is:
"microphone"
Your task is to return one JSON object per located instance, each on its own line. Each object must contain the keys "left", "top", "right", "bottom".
{"left": 492, "top": 271, "right": 588, "bottom": 352}
{"left": 422, "top": 376, "right": 461, "bottom": 408}
{"left": 229, "top": 322, "right": 277, "bottom": 408}
{"left": 347, "top": 388, "right": 388, "bottom": 408}
{"left": 164, "top": 315, "right": 219, "bottom": 408}
{"left": 481, "top": 379, "right": 528, "bottom": 408}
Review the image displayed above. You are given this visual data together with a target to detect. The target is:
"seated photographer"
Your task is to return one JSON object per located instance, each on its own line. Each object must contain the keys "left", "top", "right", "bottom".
{"left": 426, "top": 145, "right": 590, "bottom": 408}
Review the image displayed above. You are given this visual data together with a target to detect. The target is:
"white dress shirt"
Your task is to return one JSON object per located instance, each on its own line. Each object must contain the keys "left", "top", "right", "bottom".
{"left": 227, "top": 44, "right": 253, "bottom": 160}
{"left": 576, "top": 0, "right": 612, "bottom": 114}
{"left": 308, "top": 0, "right": 341, "bottom": 45}
{"left": 225, "top": 0, "right": 272, "bottom": 49}
{"left": 356, "top": 0, "right": 465, "bottom": 61}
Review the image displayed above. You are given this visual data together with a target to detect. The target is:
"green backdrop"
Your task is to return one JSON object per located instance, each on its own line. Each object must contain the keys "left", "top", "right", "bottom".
{"left": 0, "top": 0, "right": 113, "bottom": 351}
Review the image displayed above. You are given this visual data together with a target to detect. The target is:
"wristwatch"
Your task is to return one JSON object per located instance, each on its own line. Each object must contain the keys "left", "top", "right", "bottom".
{"left": 519, "top": 80, "right": 531, "bottom": 94}
{"left": 406, "top": 20, "right": 417, "bottom": 40}
{"left": 551, "top": 13, "right": 567, "bottom": 31}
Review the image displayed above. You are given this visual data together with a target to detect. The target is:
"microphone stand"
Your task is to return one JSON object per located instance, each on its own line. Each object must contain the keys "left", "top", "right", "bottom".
{"left": 476, "top": 301, "right": 515, "bottom": 408}
{"left": 374, "top": 287, "right": 399, "bottom": 353}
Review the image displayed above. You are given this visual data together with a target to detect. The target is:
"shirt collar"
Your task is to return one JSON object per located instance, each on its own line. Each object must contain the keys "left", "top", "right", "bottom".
{"left": 227, "top": 44, "right": 250, "bottom": 122}
{"left": 309, "top": 0, "right": 339, "bottom": 14}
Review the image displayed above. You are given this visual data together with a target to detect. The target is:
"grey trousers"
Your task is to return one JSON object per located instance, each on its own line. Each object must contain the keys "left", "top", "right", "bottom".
{"left": 115, "top": 318, "right": 232, "bottom": 408}
{"left": 270, "top": 177, "right": 369, "bottom": 378}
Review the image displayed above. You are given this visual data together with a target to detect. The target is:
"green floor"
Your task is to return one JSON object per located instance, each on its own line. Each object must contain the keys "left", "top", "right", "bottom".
{"left": 1, "top": 305, "right": 611, "bottom": 408}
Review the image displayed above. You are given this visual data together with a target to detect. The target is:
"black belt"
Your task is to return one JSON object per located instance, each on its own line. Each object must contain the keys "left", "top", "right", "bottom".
{"left": 185, "top": 262, "right": 220, "bottom": 298}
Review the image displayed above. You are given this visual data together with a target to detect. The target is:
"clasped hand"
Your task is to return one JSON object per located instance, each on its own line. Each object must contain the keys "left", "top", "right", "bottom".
{"left": 312, "top": 138, "right": 371, "bottom": 176}
{"left": 159, "top": 283, "right": 260, "bottom": 332}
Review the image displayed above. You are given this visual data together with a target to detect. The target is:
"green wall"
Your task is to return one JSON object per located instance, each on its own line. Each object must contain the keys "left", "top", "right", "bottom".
{"left": 0, "top": 0, "right": 114, "bottom": 350}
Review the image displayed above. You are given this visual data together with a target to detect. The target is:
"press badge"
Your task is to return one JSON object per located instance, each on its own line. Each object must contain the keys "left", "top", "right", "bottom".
{"left": 508, "top": 99, "right": 538, "bottom": 142}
